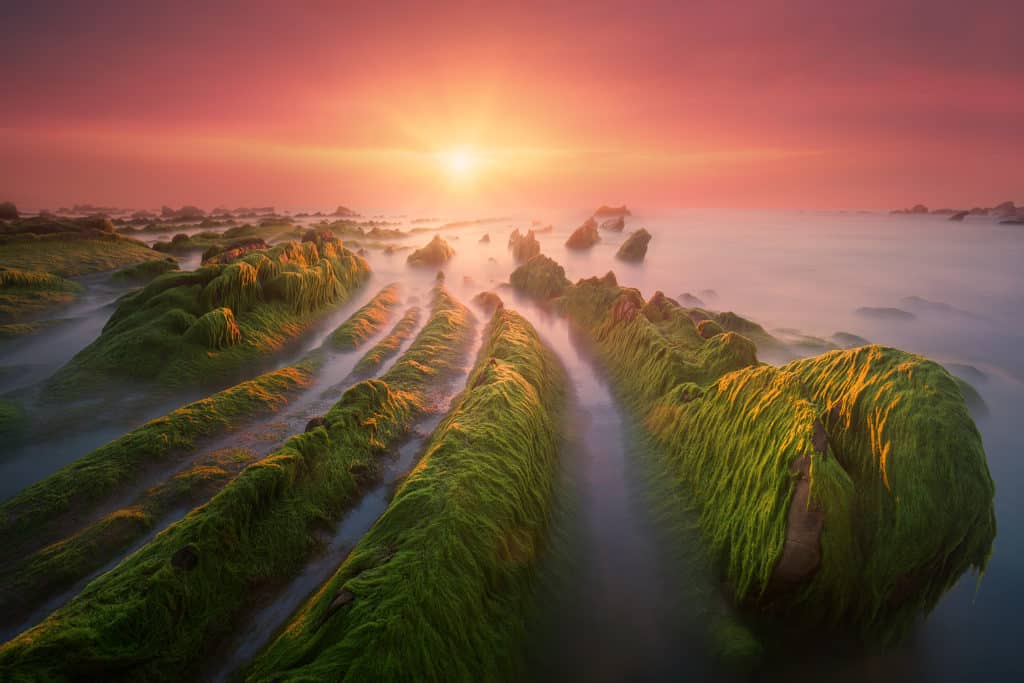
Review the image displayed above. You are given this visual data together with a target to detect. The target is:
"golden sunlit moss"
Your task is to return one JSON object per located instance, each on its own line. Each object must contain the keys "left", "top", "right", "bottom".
{"left": 245, "top": 307, "right": 566, "bottom": 682}
{"left": 327, "top": 283, "right": 402, "bottom": 350}
{"left": 352, "top": 305, "right": 421, "bottom": 376}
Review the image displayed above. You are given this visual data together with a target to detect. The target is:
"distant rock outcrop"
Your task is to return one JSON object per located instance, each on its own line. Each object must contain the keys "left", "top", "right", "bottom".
{"left": 508, "top": 228, "right": 541, "bottom": 263}
{"left": 678, "top": 292, "right": 706, "bottom": 308}
{"left": 616, "top": 228, "right": 652, "bottom": 262}
{"left": 565, "top": 218, "right": 600, "bottom": 250}
{"left": 161, "top": 205, "right": 205, "bottom": 221}
{"left": 992, "top": 201, "right": 1017, "bottom": 218}
{"left": 472, "top": 291, "right": 504, "bottom": 312}
{"left": 949, "top": 211, "right": 968, "bottom": 221}
{"left": 593, "top": 205, "right": 632, "bottom": 218}
{"left": 854, "top": 306, "right": 916, "bottom": 321}
{"left": 509, "top": 254, "right": 570, "bottom": 300}
{"left": 333, "top": 205, "right": 361, "bottom": 218}
{"left": 407, "top": 235, "right": 455, "bottom": 267}
{"left": 479, "top": 233, "right": 490, "bottom": 244}
{"left": 0, "top": 201, "right": 18, "bottom": 220}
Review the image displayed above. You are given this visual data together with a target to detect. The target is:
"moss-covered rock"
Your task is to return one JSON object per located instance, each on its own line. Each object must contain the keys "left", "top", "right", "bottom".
{"left": 616, "top": 228, "right": 652, "bottom": 261}
{"left": 352, "top": 306, "right": 421, "bottom": 377}
{"left": 472, "top": 290, "right": 504, "bottom": 313}
{"left": 111, "top": 258, "right": 180, "bottom": 285}
{"left": 327, "top": 283, "right": 402, "bottom": 350}
{"left": 246, "top": 307, "right": 567, "bottom": 682}
{"left": 509, "top": 228, "right": 541, "bottom": 263}
{"left": 43, "top": 236, "right": 370, "bottom": 399}
{"left": 406, "top": 235, "right": 454, "bottom": 266}
{"left": 510, "top": 254, "right": 571, "bottom": 301}
{"left": 521, "top": 257, "right": 996, "bottom": 643}
{"left": 0, "top": 269, "right": 83, "bottom": 322}
{"left": 565, "top": 217, "right": 600, "bottom": 250}
{"left": 0, "top": 286, "right": 477, "bottom": 681}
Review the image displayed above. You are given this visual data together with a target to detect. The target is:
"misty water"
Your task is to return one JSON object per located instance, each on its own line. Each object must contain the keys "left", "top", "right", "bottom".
{"left": 1, "top": 209, "right": 1021, "bottom": 679}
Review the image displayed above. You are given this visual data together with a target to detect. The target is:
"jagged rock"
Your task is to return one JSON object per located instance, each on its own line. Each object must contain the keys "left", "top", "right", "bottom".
{"left": 616, "top": 228, "right": 652, "bottom": 261}
{"left": 508, "top": 228, "right": 541, "bottom": 263}
{"left": 407, "top": 235, "right": 455, "bottom": 266}
{"left": 333, "top": 205, "right": 360, "bottom": 217}
{"left": 479, "top": 233, "right": 490, "bottom": 243}
{"left": 992, "top": 201, "right": 1017, "bottom": 218}
{"left": 565, "top": 218, "right": 600, "bottom": 250}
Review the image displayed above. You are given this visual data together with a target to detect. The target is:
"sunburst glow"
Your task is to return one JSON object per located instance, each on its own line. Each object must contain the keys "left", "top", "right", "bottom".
{"left": 439, "top": 148, "right": 478, "bottom": 180}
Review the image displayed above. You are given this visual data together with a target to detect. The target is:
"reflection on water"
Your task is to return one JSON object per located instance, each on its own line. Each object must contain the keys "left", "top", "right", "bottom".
{"left": 1, "top": 209, "right": 1021, "bottom": 679}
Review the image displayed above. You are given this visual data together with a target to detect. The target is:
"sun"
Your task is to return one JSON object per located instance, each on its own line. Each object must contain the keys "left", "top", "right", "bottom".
{"left": 439, "top": 147, "right": 478, "bottom": 180}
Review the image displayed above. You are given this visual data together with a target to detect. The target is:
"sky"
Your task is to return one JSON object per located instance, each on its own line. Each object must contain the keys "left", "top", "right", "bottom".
{"left": 1, "top": 0, "right": 1021, "bottom": 212}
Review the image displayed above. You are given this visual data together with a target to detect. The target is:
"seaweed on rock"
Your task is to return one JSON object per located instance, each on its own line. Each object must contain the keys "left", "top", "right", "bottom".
{"left": 0, "top": 269, "right": 83, "bottom": 322}
{"left": 0, "top": 285, "right": 476, "bottom": 681}
{"left": 509, "top": 254, "right": 571, "bottom": 301}
{"left": 43, "top": 235, "right": 370, "bottom": 398}
{"left": 327, "top": 282, "right": 402, "bottom": 350}
{"left": 351, "top": 305, "right": 421, "bottom": 376}
{"left": 246, "top": 307, "right": 566, "bottom": 682}
{"left": 517, "top": 258, "right": 996, "bottom": 643}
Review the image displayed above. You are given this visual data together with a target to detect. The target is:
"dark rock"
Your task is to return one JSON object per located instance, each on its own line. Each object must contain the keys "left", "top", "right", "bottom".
{"left": 992, "top": 200, "right": 1017, "bottom": 218}
{"left": 333, "top": 205, "right": 360, "bottom": 218}
{"left": 565, "top": 218, "right": 600, "bottom": 250}
{"left": 697, "top": 319, "right": 724, "bottom": 338}
{"left": 616, "top": 228, "right": 652, "bottom": 262}
{"left": 305, "top": 416, "right": 327, "bottom": 432}
{"left": 479, "top": 233, "right": 490, "bottom": 243}
{"left": 0, "top": 201, "right": 18, "bottom": 220}
{"left": 949, "top": 210, "right": 968, "bottom": 221}
{"left": 472, "top": 291, "right": 504, "bottom": 312}
{"left": 770, "top": 454, "right": 824, "bottom": 587}
{"left": 171, "top": 545, "right": 199, "bottom": 571}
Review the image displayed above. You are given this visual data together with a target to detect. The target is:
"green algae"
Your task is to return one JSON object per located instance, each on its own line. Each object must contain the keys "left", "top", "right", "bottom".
{"left": 110, "top": 258, "right": 180, "bottom": 285}
{"left": 43, "top": 236, "right": 370, "bottom": 399}
{"left": 0, "top": 362, "right": 320, "bottom": 558}
{"left": 615, "top": 227, "right": 652, "bottom": 261}
{"left": 0, "top": 398, "right": 27, "bottom": 443}
{"left": 0, "top": 447, "right": 260, "bottom": 630}
{"left": 0, "top": 269, "right": 83, "bottom": 322}
{"left": 351, "top": 305, "right": 421, "bottom": 376}
{"left": 0, "top": 232, "right": 166, "bottom": 278}
{"left": 246, "top": 307, "right": 566, "bottom": 682}
{"left": 406, "top": 235, "right": 455, "bottom": 266}
{"left": 509, "top": 254, "right": 571, "bottom": 301}
{"left": 516, "top": 261, "right": 996, "bottom": 643}
{"left": 0, "top": 286, "right": 476, "bottom": 681}
{"left": 327, "top": 283, "right": 402, "bottom": 350}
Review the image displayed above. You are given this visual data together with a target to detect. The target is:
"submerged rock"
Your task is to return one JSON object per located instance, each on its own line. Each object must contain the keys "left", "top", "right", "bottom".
{"left": 616, "top": 228, "right": 652, "bottom": 261}
{"left": 599, "top": 216, "right": 625, "bottom": 231}
{"left": 565, "top": 218, "right": 600, "bottom": 250}
{"left": 508, "top": 228, "right": 541, "bottom": 263}
{"left": 855, "top": 306, "right": 916, "bottom": 321}
{"left": 407, "top": 235, "right": 455, "bottom": 267}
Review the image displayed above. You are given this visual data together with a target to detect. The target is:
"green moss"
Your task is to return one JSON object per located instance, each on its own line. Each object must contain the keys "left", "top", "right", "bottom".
{"left": 43, "top": 236, "right": 370, "bottom": 398}
{"left": 351, "top": 305, "right": 421, "bottom": 376}
{"left": 406, "top": 235, "right": 455, "bottom": 266}
{"left": 0, "top": 448, "right": 259, "bottom": 628}
{"left": 0, "top": 287, "right": 476, "bottom": 681}
{"left": 0, "top": 399, "right": 27, "bottom": 443}
{"left": 615, "top": 228, "right": 652, "bottom": 261}
{"left": 0, "top": 232, "right": 166, "bottom": 277}
{"left": 246, "top": 308, "right": 566, "bottom": 682}
{"left": 509, "top": 254, "right": 571, "bottom": 301}
{"left": 0, "top": 362, "right": 318, "bottom": 558}
{"left": 541, "top": 261, "right": 995, "bottom": 642}
{"left": 0, "top": 269, "right": 83, "bottom": 322}
{"left": 327, "top": 283, "right": 402, "bottom": 350}
{"left": 111, "top": 258, "right": 180, "bottom": 285}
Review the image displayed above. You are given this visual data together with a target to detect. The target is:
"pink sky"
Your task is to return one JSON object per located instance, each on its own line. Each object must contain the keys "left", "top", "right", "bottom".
{"left": 2, "top": 1, "right": 1021, "bottom": 212}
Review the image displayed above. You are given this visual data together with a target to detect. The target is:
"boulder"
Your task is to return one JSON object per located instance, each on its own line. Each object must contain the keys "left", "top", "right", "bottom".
{"left": 565, "top": 218, "right": 600, "bottom": 250}
{"left": 406, "top": 235, "right": 455, "bottom": 267}
{"left": 616, "top": 228, "right": 652, "bottom": 262}
{"left": 593, "top": 205, "right": 632, "bottom": 218}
